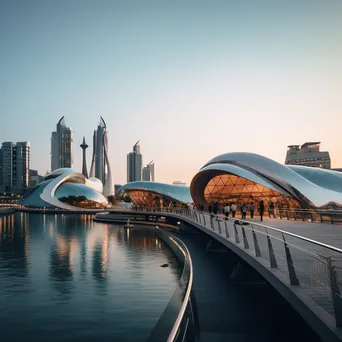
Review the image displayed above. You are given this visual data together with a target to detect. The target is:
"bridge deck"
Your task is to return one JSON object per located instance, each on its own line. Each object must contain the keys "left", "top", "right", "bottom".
{"left": 175, "top": 232, "right": 321, "bottom": 342}
{"left": 246, "top": 217, "right": 342, "bottom": 249}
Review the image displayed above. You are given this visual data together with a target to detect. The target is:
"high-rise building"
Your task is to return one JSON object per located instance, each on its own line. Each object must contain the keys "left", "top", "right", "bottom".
{"left": 89, "top": 117, "right": 113, "bottom": 197}
{"left": 29, "top": 169, "right": 43, "bottom": 187}
{"left": 127, "top": 141, "right": 142, "bottom": 182}
{"left": 114, "top": 184, "right": 122, "bottom": 197}
{"left": 16, "top": 142, "right": 30, "bottom": 191}
{"left": 0, "top": 141, "right": 30, "bottom": 193}
{"left": 285, "top": 142, "right": 331, "bottom": 169}
{"left": 142, "top": 160, "right": 155, "bottom": 181}
{"left": 51, "top": 116, "right": 74, "bottom": 171}
{"left": 80, "top": 136, "right": 88, "bottom": 178}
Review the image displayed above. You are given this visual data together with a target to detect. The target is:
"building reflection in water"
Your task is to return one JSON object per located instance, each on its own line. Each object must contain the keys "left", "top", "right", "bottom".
{"left": 1, "top": 213, "right": 171, "bottom": 297}
{"left": 0, "top": 213, "right": 29, "bottom": 278}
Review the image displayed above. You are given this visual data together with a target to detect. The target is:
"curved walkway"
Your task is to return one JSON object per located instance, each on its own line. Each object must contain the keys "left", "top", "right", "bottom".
{"left": 175, "top": 231, "right": 321, "bottom": 342}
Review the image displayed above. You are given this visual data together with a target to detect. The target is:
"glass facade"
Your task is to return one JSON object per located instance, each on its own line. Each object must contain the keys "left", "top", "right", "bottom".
{"left": 125, "top": 190, "right": 185, "bottom": 208}
{"left": 204, "top": 173, "right": 300, "bottom": 210}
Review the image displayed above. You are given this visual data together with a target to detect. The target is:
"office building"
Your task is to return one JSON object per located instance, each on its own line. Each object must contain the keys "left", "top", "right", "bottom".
{"left": 114, "top": 184, "right": 122, "bottom": 197}
{"left": 0, "top": 141, "right": 30, "bottom": 193}
{"left": 285, "top": 142, "right": 331, "bottom": 169}
{"left": 127, "top": 141, "right": 143, "bottom": 182}
{"left": 51, "top": 116, "right": 74, "bottom": 171}
{"left": 89, "top": 117, "right": 114, "bottom": 197}
{"left": 142, "top": 161, "right": 155, "bottom": 181}
{"left": 29, "top": 169, "right": 44, "bottom": 188}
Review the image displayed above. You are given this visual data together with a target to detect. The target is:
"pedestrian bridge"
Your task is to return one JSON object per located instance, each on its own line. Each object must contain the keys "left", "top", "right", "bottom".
{"left": 96, "top": 208, "right": 342, "bottom": 342}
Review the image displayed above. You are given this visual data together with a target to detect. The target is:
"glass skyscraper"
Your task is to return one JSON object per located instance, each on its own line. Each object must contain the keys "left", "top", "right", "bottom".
{"left": 89, "top": 117, "right": 114, "bottom": 197}
{"left": 50, "top": 116, "right": 74, "bottom": 171}
{"left": 127, "top": 141, "right": 143, "bottom": 182}
{"left": 0, "top": 141, "right": 30, "bottom": 193}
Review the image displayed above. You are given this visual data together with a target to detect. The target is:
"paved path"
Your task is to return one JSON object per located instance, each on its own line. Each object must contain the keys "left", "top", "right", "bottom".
{"left": 247, "top": 218, "right": 342, "bottom": 249}
{"left": 176, "top": 231, "right": 321, "bottom": 342}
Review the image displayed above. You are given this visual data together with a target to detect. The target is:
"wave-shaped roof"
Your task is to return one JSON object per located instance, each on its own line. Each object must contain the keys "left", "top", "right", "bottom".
{"left": 118, "top": 181, "right": 192, "bottom": 204}
{"left": 192, "top": 152, "right": 342, "bottom": 208}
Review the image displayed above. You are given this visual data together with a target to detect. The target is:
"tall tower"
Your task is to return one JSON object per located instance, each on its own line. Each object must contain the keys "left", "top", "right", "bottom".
{"left": 51, "top": 116, "right": 74, "bottom": 171}
{"left": 90, "top": 117, "right": 114, "bottom": 197}
{"left": 80, "top": 137, "right": 88, "bottom": 178}
{"left": 127, "top": 141, "right": 143, "bottom": 182}
{"left": 142, "top": 160, "right": 155, "bottom": 181}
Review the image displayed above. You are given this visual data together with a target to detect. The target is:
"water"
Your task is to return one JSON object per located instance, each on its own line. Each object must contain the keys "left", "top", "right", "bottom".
{"left": 0, "top": 213, "right": 181, "bottom": 342}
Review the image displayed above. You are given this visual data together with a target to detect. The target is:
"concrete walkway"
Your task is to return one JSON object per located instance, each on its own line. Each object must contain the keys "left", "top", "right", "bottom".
{"left": 246, "top": 218, "right": 342, "bottom": 249}
{"left": 176, "top": 231, "right": 321, "bottom": 342}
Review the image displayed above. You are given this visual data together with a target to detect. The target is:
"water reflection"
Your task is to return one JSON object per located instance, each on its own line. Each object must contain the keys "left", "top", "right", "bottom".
{"left": 0, "top": 212, "right": 180, "bottom": 342}
{"left": 0, "top": 214, "right": 29, "bottom": 277}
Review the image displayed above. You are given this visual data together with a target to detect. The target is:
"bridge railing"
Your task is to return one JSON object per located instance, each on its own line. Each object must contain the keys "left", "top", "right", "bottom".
{"left": 109, "top": 205, "right": 342, "bottom": 224}
{"left": 144, "top": 207, "right": 342, "bottom": 328}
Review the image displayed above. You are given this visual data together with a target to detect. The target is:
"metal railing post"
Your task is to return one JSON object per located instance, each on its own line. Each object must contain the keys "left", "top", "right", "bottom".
{"left": 217, "top": 219, "right": 222, "bottom": 234}
{"left": 265, "top": 228, "right": 277, "bottom": 268}
{"left": 241, "top": 224, "right": 249, "bottom": 249}
{"left": 282, "top": 234, "right": 299, "bottom": 285}
{"left": 326, "top": 256, "right": 342, "bottom": 327}
{"left": 224, "top": 221, "right": 229, "bottom": 238}
{"left": 210, "top": 215, "right": 214, "bottom": 230}
{"left": 198, "top": 213, "right": 202, "bottom": 225}
{"left": 233, "top": 223, "right": 240, "bottom": 244}
{"left": 203, "top": 214, "right": 206, "bottom": 227}
{"left": 252, "top": 226, "right": 261, "bottom": 257}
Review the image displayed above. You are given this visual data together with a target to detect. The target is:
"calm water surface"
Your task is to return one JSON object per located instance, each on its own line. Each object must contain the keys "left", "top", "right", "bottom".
{"left": 0, "top": 213, "right": 181, "bottom": 342}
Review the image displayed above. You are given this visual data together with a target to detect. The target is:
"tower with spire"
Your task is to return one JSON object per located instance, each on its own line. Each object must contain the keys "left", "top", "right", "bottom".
{"left": 80, "top": 137, "right": 88, "bottom": 178}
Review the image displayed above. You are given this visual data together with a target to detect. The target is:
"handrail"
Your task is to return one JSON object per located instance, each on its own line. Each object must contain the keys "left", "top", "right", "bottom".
{"left": 228, "top": 218, "right": 342, "bottom": 254}
{"left": 165, "top": 234, "right": 193, "bottom": 342}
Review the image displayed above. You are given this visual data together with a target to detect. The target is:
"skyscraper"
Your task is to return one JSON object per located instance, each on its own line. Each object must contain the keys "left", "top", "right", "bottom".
{"left": 142, "top": 160, "right": 155, "bottom": 181}
{"left": 127, "top": 141, "right": 142, "bottom": 182}
{"left": 51, "top": 116, "right": 74, "bottom": 171}
{"left": 0, "top": 141, "right": 30, "bottom": 193}
{"left": 80, "top": 137, "right": 88, "bottom": 178}
{"left": 89, "top": 117, "right": 113, "bottom": 197}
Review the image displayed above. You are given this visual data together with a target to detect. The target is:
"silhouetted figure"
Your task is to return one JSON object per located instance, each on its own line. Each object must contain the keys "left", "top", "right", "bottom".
{"left": 249, "top": 202, "right": 255, "bottom": 218}
{"left": 241, "top": 204, "right": 247, "bottom": 219}
{"left": 258, "top": 201, "right": 265, "bottom": 222}
{"left": 231, "top": 203, "right": 237, "bottom": 218}
{"left": 213, "top": 202, "right": 218, "bottom": 215}
{"left": 223, "top": 204, "right": 230, "bottom": 220}
{"left": 208, "top": 205, "right": 212, "bottom": 214}
{"left": 269, "top": 202, "right": 275, "bottom": 218}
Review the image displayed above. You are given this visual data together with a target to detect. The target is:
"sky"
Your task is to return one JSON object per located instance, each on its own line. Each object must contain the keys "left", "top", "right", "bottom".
{"left": 1, "top": 0, "right": 342, "bottom": 185}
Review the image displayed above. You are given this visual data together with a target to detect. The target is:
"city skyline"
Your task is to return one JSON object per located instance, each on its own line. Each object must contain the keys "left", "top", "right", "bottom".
{"left": 1, "top": 1, "right": 342, "bottom": 185}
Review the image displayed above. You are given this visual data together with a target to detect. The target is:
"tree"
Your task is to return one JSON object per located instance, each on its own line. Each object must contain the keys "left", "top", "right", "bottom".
{"left": 107, "top": 195, "right": 119, "bottom": 206}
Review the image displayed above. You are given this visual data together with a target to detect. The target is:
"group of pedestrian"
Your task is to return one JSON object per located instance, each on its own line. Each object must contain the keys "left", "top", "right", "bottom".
{"left": 207, "top": 201, "right": 266, "bottom": 222}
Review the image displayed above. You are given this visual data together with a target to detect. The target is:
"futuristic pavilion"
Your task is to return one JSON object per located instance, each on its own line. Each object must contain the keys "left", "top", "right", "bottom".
{"left": 118, "top": 181, "right": 192, "bottom": 208}
{"left": 190, "top": 152, "right": 342, "bottom": 212}
{"left": 18, "top": 168, "right": 108, "bottom": 210}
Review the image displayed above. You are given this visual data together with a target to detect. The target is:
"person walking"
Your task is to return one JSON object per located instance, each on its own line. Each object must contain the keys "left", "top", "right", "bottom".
{"left": 231, "top": 203, "right": 237, "bottom": 218}
{"left": 241, "top": 203, "right": 247, "bottom": 219}
{"left": 223, "top": 204, "right": 230, "bottom": 220}
{"left": 269, "top": 202, "right": 275, "bottom": 218}
{"left": 213, "top": 202, "right": 218, "bottom": 216}
{"left": 258, "top": 200, "right": 265, "bottom": 221}
{"left": 249, "top": 202, "right": 255, "bottom": 218}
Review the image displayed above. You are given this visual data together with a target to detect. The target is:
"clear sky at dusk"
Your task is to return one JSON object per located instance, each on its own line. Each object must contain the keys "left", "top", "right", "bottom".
{"left": 1, "top": 0, "right": 341, "bottom": 185}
